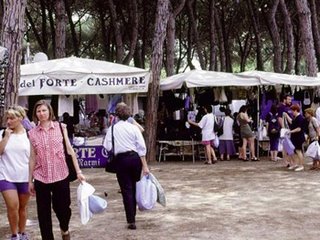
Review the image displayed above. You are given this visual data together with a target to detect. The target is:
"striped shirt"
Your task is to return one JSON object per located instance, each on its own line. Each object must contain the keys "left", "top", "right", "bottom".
{"left": 29, "top": 121, "right": 68, "bottom": 183}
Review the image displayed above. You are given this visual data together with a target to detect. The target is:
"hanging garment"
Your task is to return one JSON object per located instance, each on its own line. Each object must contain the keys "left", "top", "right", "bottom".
{"left": 58, "top": 95, "right": 74, "bottom": 117}
{"left": 85, "top": 95, "right": 98, "bottom": 114}
{"left": 97, "top": 94, "right": 109, "bottom": 110}
{"left": 303, "top": 90, "right": 311, "bottom": 105}
{"left": 219, "top": 87, "right": 228, "bottom": 103}
{"left": 313, "top": 88, "right": 320, "bottom": 104}
{"left": 107, "top": 94, "right": 122, "bottom": 113}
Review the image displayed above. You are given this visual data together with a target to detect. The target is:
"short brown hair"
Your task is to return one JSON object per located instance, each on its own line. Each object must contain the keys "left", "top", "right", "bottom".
{"left": 32, "top": 99, "right": 56, "bottom": 124}
{"left": 290, "top": 104, "right": 300, "bottom": 112}
{"left": 115, "top": 102, "right": 131, "bottom": 120}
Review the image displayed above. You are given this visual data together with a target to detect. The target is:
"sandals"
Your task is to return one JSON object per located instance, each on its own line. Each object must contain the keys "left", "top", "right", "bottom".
{"left": 251, "top": 157, "right": 259, "bottom": 161}
{"left": 204, "top": 161, "right": 212, "bottom": 165}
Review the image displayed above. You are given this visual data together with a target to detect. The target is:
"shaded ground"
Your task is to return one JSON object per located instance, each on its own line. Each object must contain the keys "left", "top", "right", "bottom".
{"left": 1, "top": 157, "right": 320, "bottom": 240}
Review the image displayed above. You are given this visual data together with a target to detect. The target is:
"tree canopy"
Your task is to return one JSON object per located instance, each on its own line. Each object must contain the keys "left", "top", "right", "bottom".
{"left": 16, "top": 0, "right": 319, "bottom": 75}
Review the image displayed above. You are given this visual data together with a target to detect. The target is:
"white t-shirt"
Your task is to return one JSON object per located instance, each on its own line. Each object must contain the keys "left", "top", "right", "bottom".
{"left": 0, "top": 130, "right": 30, "bottom": 182}
{"left": 316, "top": 107, "right": 320, "bottom": 123}
{"left": 198, "top": 113, "right": 216, "bottom": 141}
{"left": 219, "top": 116, "right": 234, "bottom": 140}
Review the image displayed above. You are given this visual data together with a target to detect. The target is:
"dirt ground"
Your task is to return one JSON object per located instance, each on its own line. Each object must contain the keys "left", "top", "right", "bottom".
{"left": 1, "top": 157, "right": 320, "bottom": 240}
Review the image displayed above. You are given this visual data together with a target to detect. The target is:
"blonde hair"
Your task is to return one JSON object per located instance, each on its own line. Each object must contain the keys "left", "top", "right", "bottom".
{"left": 304, "top": 108, "right": 315, "bottom": 117}
{"left": 5, "top": 105, "right": 26, "bottom": 119}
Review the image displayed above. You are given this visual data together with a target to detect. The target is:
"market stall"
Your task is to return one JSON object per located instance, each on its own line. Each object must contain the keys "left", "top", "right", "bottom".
{"left": 19, "top": 57, "right": 150, "bottom": 167}
{"left": 159, "top": 70, "right": 261, "bottom": 161}
{"left": 159, "top": 70, "right": 320, "bottom": 162}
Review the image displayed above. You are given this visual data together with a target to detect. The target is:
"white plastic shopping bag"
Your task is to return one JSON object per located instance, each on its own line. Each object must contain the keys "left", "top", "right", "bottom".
{"left": 77, "top": 182, "right": 95, "bottom": 225}
{"left": 305, "top": 141, "right": 320, "bottom": 159}
{"left": 213, "top": 137, "right": 219, "bottom": 148}
{"left": 149, "top": 173, "right": 166, "bottom": 207}
{"left": 136, "top": 174, "right": 157, "bottom": 211}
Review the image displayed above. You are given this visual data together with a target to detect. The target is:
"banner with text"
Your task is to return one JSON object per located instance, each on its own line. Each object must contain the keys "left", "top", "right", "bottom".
{"left": 19, "top": 73, "right": 150, "bottom": 96}
{"left": 73, "top": 145, "right": 107, "bottom": 168}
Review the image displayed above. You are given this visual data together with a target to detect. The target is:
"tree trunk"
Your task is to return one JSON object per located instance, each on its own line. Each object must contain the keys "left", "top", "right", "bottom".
{"left": 1, "top": 0, "right": 26, "bottom": 110}
{"left": 268, "top": 0, "right": 282, "bottom": 72}
{"left": 294, "top": 32, "right": 302, "bottom": 75}
{"left": 123, "top": 0, "right": 138, "bottom": 65}
{"left": 40, "top": 0, "right": 49, "bottom": 53}
{"left": 96, "top": 2, "right": 111, "bottom": 61}
{"left": 145, "top": 0, "right": 170, "bottom": 162}
{"left": 309, "top": 0, "right": 320, "bottom": 68}
{"left": 55, "top": 0, "right": 66, "bottom": 58}
{"left": 108, "top": 0, "right": 124, "bottom": 63}
{"left": 165, "top": 0, "right": 186, "bottom": 76}
{"left": 65, "top": 0, "right": 79, "bottom": 56}
{"left": 246, "top": 0, "right": 264, "bottom": 71}
{"left": 214, "top": 8, "right": 226, "bottom": 72}
{"left": 237, "top": 30, "right": 253, "bottom": 72}
{"left": 209, "top": 0, "right": 216, "bottom": 71}
{"left": 279, "top": 0, "right": 294, "bottom": 73}
{"left": 186, "top": 0, "right": 205, "bottom": 69}
{"left": 295, "top": 0, "right": 318, "bottom": 76}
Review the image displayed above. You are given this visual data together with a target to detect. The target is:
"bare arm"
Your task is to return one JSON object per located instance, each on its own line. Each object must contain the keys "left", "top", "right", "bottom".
{"left": 28, "top": 144, "right": 36, "bottom": 196}
{"left": 283, "top": 113, "right": 292, "bottom": 125}
{"left": 240, "top": 112, "right": 252, "bottom": 123}
{"left": 0, "top": 129, "right": 12, "bottom": 154}
{"left": 140, "top": 156, "right": 150, "bottom": 175}
{"left": 131, "top": 118, "right": 145, "bottom": 132}
{"left": 188, "top": 119, "right": 199, "bottom": 127}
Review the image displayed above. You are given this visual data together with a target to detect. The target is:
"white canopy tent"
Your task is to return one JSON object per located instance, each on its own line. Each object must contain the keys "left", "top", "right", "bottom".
{"left": 160, "top": 69, "right": 260, "bottom": 90}
{"left": 19, "top": 56, "right": 150, "bottom": 96}
{"left": 237, "top": 70, "right": 320, "bottom": 86}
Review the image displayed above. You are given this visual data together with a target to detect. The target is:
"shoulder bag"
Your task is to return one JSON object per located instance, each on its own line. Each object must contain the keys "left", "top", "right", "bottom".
{"left": 105, "top": 124, "right": 117, "bottom": 173}
{"left": 59, "top": 122, "right": 77, "bottom": 182}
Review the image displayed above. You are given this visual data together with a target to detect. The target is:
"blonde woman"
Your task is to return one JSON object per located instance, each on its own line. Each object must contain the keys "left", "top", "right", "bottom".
{"left": 0, "top": 106, "right": 31, "bottom": 240}
{"left": 304, "top": 108, "right": 320, "bottom": 170}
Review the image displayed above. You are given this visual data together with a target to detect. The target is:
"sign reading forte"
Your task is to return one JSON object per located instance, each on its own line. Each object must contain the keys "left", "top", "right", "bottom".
{"left": 73, "top": 145, "right": 107, "bottom": 168}
{"left": 19, "top": 56, "right": 150, "bottom": 96}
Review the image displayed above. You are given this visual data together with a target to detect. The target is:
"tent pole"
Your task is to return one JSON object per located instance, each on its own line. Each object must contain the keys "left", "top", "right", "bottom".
{"left": 257, "top": 86, "right": 260, "bottom": 159}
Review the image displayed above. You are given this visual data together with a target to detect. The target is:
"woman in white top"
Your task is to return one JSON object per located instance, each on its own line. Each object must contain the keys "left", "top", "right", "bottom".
{"left": 188, "top": 105, "right": 217, "bottom": 164}
{"left": 0, "top": 106, "right": 30, "bottom": 240}
{"left": 103, "top": 102, "right": 149, "bottom": 230}
{"left": 219, "top": 109, "right": 236, "bottom": 160}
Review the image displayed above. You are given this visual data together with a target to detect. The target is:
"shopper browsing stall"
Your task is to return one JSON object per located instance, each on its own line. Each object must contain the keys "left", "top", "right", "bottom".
{"left": 28, "top": 100, "right": 86, "bottom": 240}
{"left": 188, "top": 105, "right": 217, "bottom": 164}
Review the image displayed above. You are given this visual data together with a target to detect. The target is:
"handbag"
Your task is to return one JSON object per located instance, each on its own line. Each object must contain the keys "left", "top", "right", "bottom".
{"left": 59, "top": 122, "right": 77, "bottom": 182}
{"left": 217, "top": 118, "right": 224, "bottom": 137}
{"left": 105, "top": 124, "right": 117, "bottom": 173}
